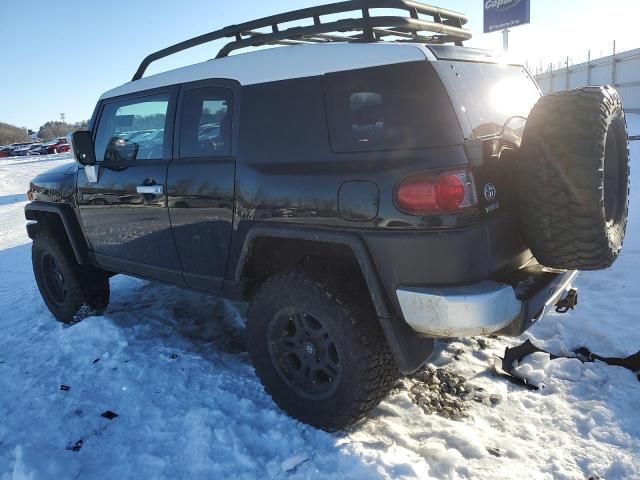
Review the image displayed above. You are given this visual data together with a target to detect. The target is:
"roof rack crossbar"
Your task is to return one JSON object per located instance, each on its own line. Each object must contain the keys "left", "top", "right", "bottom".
{"left": 215, "top": 16, "right": 470, "bottom": 58}
{"left": 132, "top": 0, "right": 470, "bottom": 81}
{"left": 241, "top": 30, "right": 337, "bottom": 45}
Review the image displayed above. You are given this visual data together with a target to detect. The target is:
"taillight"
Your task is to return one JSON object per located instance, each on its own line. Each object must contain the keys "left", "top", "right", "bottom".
{"left": 395, "top": 169, "right": 477, "bottom": 215}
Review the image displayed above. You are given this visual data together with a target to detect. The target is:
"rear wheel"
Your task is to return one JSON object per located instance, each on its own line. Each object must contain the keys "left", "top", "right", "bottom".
{"left": 32, "top": 232, "right": 110, "bottom": 323}
{"left": 517, "top": 86, "right": 630, "bottom": 270}
{"left": 247, "top": 270, "right": 398, "bottom": 431}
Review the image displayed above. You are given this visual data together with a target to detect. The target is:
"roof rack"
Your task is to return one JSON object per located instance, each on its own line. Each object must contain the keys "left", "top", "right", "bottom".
{"left": 132, "top": 0, "right": 471, "bottom": 81}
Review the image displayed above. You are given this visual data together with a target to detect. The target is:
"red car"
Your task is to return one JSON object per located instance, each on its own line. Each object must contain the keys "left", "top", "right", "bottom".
{"left": 41, "top": 137, "right": 71, "bottom": 155}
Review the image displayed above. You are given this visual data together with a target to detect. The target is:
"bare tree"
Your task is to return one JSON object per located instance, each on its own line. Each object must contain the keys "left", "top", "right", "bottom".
{"left": 0, "top": 122, "right": 30, "bottom": 144}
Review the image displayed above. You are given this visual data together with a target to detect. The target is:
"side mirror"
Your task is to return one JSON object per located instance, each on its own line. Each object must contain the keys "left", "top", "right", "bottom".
{"left": 69, "top": 131, "right": 96, "bottom": 166}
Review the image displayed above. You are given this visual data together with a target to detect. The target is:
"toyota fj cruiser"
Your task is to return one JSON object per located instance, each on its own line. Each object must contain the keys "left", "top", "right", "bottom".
{"left": 25, "top": 0, "right": 630, "bottom": 431}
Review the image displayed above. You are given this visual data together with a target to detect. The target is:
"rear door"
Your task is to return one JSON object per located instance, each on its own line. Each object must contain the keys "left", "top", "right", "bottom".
{"left": 77, "top": 87, "right": 184, "bottom": 284}
{"left": 167, "top": 80, "right": 238, "bottom": 292}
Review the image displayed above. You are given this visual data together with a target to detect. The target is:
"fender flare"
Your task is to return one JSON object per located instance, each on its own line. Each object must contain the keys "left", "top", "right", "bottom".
{"left": 25, "top": 201, "right": 91, "bottom": 265}
{"left": 231, "top": 225, "right": 434, "bottom": 373}
{"left": 233, "top": 225, "right": 393, "bottom": 318}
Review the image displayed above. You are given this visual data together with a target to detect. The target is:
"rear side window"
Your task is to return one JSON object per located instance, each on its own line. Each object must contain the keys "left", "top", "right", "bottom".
{"left": 324, "top": 62, "right": 462, "bottom": 152}
{"left": 179, "top": 86, "right": 233, "bottom": 158}
{"left": 94, "top": 94, "right": 170, "bottom": 162}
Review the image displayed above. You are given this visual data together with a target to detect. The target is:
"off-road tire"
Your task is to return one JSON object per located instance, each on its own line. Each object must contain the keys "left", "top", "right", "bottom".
{"left": 32, "top": 232, "right": 110, "bottom": 323}
{"left": 247, "top": 270, "right": 398, "bottom": 431}
{"left": 517, "top": 86, "right": 630, "bottom": 270}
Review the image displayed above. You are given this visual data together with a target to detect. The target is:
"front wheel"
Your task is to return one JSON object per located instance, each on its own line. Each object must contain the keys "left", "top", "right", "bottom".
{"left": 32, "top": 232, "right": 110, "bottom": 323}
{"left": 247, "top": 270, "right": 398, "bottom": 431}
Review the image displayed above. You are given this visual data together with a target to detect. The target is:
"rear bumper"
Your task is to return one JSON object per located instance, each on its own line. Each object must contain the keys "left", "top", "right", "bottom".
{"left": 396, "top": 270, "right": 579, "bottom": 337}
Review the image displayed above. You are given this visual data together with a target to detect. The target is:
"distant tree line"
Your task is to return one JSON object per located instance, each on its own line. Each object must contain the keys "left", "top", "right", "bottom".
{"left": 38, "top": 120, "right": 88, "bottom": 141}
{"left": 129, "top": 114, "right": 165, "bottom": 132}
{"left": 0, "top": 119, "right": 89, "bottom": 145}
{"left": 1, "top": 107, "right": 227, "bottom": 145}
{"left": 0, "top": 122, "right": 30, "bottom": 144}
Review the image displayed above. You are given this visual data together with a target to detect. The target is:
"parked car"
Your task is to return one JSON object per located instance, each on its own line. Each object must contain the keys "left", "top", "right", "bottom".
{"left": 25, "top": 1, "right": 630, "bottom": 431}
{"left": 6, "top": 142, "right": 30, "bottom": 156}
{"left": 198, "top": 123, "right": 219, "bottom": 140}
{"left": 127, "top": 129, "right": 164, "bottom": 148}
{"left": 28, "top": 144, "right": 42, "bottom": 155}
{"left": 14, "top": 144, "right": 37, "bottom": 156}
{"left": 0, "top": 146, "right": 12, "bottom": 158}
{"left": 40, "top": 137, "right": 70, "bottom": 155}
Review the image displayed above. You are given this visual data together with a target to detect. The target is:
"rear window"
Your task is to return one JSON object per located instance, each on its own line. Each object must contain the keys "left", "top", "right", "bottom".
{"left": 324, "top": 62, "right": 463, "bottom": 152}
{"left": 178, "top": 86, "right": 233, "bottom": 158}
{"left": 435, "top": 61, "right": 541, "bottom": 139}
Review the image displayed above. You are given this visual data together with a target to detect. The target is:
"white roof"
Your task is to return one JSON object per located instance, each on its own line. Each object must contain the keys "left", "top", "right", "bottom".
{"left": 100, "top": 43, "right": 434, "bottom": 100}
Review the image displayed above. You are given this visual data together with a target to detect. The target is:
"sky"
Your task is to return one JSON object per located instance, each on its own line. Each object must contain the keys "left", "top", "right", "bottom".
{"left": 1, "top": 0, "right": 639, "bottom": 130}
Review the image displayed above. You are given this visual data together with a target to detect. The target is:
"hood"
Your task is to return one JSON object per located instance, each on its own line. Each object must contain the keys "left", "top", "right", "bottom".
{"left": 29, "top": 162, "right": 78, "bottom": 204}
{"left": 34, "top": 162, "right": 78, "bottom": 178}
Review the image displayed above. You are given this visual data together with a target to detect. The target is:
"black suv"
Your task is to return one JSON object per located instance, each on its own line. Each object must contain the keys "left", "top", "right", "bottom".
{"left": 25, "top": 1, "right": 630, "bottom": 431}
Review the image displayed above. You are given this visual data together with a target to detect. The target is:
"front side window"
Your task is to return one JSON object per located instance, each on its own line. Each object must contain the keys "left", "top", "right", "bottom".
{"left": 94, "top": 94, "right": 169, "bottom": 162}
{"left": 179, "top": 86, "right": 233, "bottom": 158}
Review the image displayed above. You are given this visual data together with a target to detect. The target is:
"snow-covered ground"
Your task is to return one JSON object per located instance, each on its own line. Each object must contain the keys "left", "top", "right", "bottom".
{"left": 1, "top": 120, "right": 639, "bottom": 479}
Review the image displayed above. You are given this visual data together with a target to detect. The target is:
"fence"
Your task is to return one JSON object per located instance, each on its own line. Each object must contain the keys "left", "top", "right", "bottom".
{"left": 534, "top": 47, "right": 640, "bottom": 112}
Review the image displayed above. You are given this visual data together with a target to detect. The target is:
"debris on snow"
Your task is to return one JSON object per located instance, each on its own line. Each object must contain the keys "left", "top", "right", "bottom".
{"left": 404, "top": 367, "right": 472, "bottom": 420}
{"left": 66, "top": 440, "right": 83, "bottom": 452}
{"left": 100, "top": 411, "right": 118, "bottom": 420}
{"left": 486, "top": 447, "right": 502, "bottom": 457}
{"left": 280, "top": 452, "right": 310, "bottom": 472}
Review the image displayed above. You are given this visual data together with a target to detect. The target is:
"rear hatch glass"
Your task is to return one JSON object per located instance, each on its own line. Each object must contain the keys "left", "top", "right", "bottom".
{"left": 433, "top": 59, "right": 541, "bottom": 140}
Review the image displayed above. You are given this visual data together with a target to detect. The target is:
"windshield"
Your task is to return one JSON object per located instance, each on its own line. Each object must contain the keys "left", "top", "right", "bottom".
{"left": 434, "top": 61, "right": 541, "bottom": 140}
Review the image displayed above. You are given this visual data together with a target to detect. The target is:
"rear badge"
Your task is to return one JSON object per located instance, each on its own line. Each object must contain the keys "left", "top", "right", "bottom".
{"left": 484, "top": 183, "right": 497, "bottom": 201}
{"left": 483, "top": 183, "right": 500, "bottom": 213}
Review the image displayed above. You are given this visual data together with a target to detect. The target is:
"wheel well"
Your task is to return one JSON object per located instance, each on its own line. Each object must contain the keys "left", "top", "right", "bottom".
{"left": 241, "top": 237, "right": 370, "bottom": 300}
{"left": 26, "top": 205, "right": 91, "bottom": 264}
{"left": 31, "top": 211, "right": 69, "bottom": 245}
{"left": 238, "top": 235, "right": 434, "bottom": 374}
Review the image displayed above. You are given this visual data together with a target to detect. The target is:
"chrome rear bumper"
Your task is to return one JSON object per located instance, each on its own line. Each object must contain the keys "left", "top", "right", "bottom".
{"left": 396, "top": 270, "right": 579, "bottom": 338}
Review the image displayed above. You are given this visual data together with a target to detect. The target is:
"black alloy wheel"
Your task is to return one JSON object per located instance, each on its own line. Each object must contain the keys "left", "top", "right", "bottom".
{"left": 40, "top": 252, "right": 68, "bottom": 305}
{"left": 267, "top": 308, "right": 342, "bottom": 400}
{"left": 32, "top": 232, "right": 110, "bottom": 323}
{"left": 247, "top": 270, "right": 398, "bottom": 431}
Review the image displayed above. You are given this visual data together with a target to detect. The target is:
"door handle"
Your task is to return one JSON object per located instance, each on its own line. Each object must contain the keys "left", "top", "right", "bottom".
{"left": 136, "top": 185, "right": 164, "bottom": 195}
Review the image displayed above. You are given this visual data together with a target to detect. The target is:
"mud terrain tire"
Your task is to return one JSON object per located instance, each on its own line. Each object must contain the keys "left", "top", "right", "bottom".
{"left": 517, "top": 86, "right": 629, "bottom": 270}
{"left": 32, "top": 232, "right": 110, "bottom": 323}
{"left": 247, "top": 270, "right": 398, "bottom": 431}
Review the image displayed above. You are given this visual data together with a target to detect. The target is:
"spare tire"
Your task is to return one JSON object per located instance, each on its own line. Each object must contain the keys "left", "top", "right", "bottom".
{"left": 517, "top": 86, "right": 630, "bottom": 270}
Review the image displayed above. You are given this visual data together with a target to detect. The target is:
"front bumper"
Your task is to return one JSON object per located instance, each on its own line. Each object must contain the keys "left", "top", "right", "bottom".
{"left": 396, "top": 270, "right": 579, "bottom": 337}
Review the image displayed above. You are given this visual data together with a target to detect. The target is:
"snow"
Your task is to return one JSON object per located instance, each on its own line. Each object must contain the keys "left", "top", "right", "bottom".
{"left": 1, "top": 119, "right": 640, "bottom": 479}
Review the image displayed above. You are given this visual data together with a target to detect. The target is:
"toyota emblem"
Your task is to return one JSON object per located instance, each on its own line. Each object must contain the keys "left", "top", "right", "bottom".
{"left": 484, "top": 183, "right": 497, "bottom": 202}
